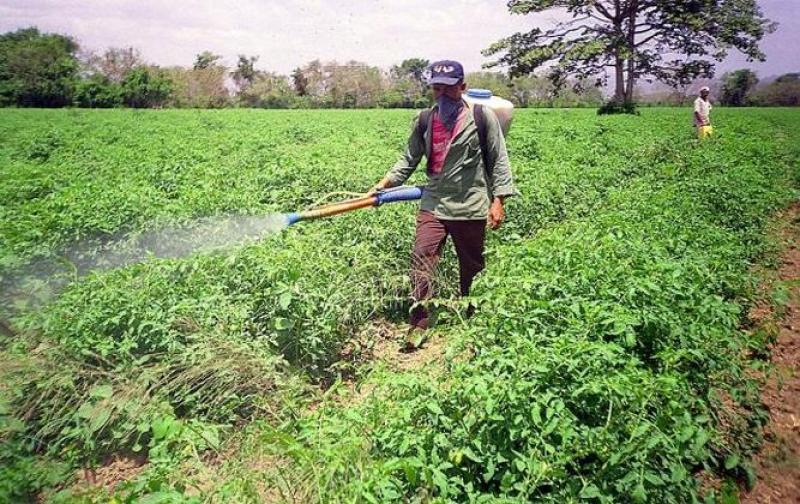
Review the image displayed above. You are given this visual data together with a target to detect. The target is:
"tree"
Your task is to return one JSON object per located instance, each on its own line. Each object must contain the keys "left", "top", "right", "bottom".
{"left": 238, "top": 72, "right": 295, "bottom": 108}
{"left": 164, "top": 66, "right": 229, "bottom": 108}
{"left": 83, "top": 47, "right": 142, "bottom": 82}
{"left": 484, "top": 0, "right": 776, "bottom": 106}
{"left": 291, "top": 67, "right": 309, "bottom": 96}
{"left": 290, "top": 60, "right": 387, "bottom": 108}
{"left": 719, "top": 69, "right": 759, "bottom": 106}
{"left": 292, "top": 60, "right": 326, "bottom": 103}
{"left": 73, "top": 74, "right": 122, "bottom": 107}
{"left": 0, "top": 27, "right": 80, "bottom": 107}
{"left": 390, "top": 58, "right": 429, "bottom": 85}
{"left": 73, "top": 46, "right": 142, "bottom": 107}
{"left": 388, "top": 58, "right": 429, "bottom": 107}
{"left": 325, "top": 61, "right": 386, "bottom": 108}
{"left": 120, "top": 66, "right": 173, "bottom": 108}
{"left": 232, "top": 55, "right": 260, "bottom": 93}
{"left": 193, "top": 51, "right": 222, "bottom": 70}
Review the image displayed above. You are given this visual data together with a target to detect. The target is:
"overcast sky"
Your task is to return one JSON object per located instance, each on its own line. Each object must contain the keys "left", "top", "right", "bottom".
{"left": 1, "top": 0, "right": 798, "bottom": 79}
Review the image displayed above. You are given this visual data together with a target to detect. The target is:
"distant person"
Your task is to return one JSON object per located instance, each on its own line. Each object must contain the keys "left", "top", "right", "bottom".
{"left": 368, "top": 60, "right": 515, "bottom": 350}
{"left": 694, "top": 86, "right": 713, "bottom": 139}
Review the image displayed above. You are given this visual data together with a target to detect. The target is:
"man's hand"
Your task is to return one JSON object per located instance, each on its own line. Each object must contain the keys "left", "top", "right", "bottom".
{"left": 367, "top": 177, "right": 391, "bottom": 196}
{"left": 488, "top": 197, "right": 505, "bottom": 230}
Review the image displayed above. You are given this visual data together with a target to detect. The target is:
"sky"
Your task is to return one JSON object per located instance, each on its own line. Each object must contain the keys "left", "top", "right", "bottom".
{"left": 1, "top": 0, "right": 798, "bottom": 80}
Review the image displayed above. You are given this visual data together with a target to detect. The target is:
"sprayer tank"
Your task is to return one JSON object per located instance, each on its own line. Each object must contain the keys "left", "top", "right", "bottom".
{"left": 463, "top": 88, "right": 514, "bottom": 136}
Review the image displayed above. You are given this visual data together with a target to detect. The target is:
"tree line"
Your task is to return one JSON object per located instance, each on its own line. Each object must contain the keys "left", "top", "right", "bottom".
{"left": 627, "top": 70, "right": 800, "bottom": 107}
{"left": 716, "top": 69, "right": 800, "bottom": 107}
{"left": 0, "top": 27, "right": 605, "bottom": 109}
{"left": 1, "top": 26, "right": 797, "bottom": 110}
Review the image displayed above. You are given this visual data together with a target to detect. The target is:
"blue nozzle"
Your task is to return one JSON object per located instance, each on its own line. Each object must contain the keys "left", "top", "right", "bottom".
{"left": 376, "top": 186, "right": 423, "bottom": 205}
{"left": 286, "top": 212, "right": 302, "bottom": 226}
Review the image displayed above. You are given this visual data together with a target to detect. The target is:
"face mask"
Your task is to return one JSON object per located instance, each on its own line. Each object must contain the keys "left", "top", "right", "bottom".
{"left": 436, "top": 94, "right": 463, "bottom": 131}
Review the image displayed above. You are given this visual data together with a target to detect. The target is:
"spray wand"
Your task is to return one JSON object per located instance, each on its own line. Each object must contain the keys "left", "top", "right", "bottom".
{"left": 285, "top": 186, "right": 423, "bottom": 226}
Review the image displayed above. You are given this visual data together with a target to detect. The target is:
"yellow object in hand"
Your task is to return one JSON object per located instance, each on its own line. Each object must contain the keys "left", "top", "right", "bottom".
{"left": 698, "top": 125, "right": 714, "bottom": 139}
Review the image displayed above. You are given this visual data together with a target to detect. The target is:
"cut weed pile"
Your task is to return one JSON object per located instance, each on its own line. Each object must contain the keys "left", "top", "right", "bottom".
{"left": 0, "top": 108, "right": 799, "bottom": 502}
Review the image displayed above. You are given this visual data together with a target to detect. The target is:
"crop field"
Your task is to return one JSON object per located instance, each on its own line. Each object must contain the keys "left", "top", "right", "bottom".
{"left": 1, "top": 107, "right": 799, "bottom": 502}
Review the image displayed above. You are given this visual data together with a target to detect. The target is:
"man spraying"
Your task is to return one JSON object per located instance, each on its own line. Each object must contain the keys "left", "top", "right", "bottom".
{"left": 369, "top": 60, "right": 516, "bottom": 350}
{"left": 694, "top": 86, "right": 713, "bottom": 139}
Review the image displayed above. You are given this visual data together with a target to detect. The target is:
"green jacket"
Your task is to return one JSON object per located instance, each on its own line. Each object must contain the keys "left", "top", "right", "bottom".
{"left": 384, "top": 102, "right": 515, "bottom": 220}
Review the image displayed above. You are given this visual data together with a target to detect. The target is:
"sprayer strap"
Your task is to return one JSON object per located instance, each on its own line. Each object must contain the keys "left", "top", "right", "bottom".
{"left": 473, "top": 104, "right": 492, "bottom": 177}
{"left": 416, "top": 109, "right": 432, "bottom": 157}
{"left": 416, "top": 105, "right": 492, "bottom": 177}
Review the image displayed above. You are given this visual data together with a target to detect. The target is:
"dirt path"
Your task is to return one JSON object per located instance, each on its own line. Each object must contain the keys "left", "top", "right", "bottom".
{"left": 340, "top": 317, "right": 450, "bottom": 376}
{"left": 742, "top": 203, "right": 800, "bottom": 504}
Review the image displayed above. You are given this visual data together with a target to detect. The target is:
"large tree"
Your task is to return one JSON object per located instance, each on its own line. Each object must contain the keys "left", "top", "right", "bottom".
{"left": 0, "top": 27, "right": 80, "bottom": 107}
{"left": 484, "top": 0, "right": 776, "bottom": 104}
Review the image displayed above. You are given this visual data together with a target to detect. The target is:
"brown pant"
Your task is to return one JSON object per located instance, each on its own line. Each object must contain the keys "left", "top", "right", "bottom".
{"left": 409, "top": 211, "right": 486, "bottom": 329}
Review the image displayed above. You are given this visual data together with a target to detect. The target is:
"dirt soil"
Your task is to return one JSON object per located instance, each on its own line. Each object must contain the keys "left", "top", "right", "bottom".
{"left": 72, "top": 453, "right": 147, "bottom": 492}
{"left": 741, "top": 202, "right": 800, "bottom": 504}
{"left": 371, "top": 326, "right": 448, "bottom": 374}
{"left": 338, "top": 317, "right": 449, "bottom": 376}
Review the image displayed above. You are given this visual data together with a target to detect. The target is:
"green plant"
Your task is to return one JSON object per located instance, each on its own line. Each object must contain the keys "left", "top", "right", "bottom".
{"left": 0, "top": 107, "right": 798, "bottom": 501}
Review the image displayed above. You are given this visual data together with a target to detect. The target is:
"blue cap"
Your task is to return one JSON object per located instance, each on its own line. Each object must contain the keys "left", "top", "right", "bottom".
{"left": 426, "top": 60, "right": 464, "bottom": 86}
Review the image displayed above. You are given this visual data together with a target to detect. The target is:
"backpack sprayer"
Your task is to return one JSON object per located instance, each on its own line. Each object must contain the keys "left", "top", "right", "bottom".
{"left": 284, "top": 89, "right": 513, "bottom": 227}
